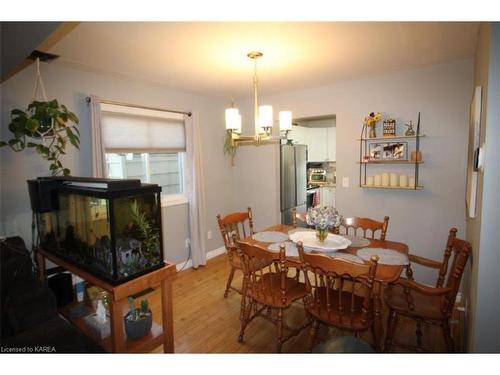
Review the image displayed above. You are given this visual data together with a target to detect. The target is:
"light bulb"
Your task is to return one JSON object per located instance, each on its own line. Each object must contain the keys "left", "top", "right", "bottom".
{"left": 258, "top": 105, "right": 273, "bottom": 129}
{"left": 279, "top": 111, "right": 292, "bottom": 131}
{"left": 225, "top": 108, "right": 239, "bottom": 130}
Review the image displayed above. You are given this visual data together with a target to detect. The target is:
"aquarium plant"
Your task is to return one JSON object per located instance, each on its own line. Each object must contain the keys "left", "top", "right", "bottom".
{"left": 128, "top": 199, "right": 160, "bottom": 260}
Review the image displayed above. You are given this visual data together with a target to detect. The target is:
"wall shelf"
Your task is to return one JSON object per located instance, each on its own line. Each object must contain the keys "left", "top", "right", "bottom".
{"left": 358, "top": 134, "right": 426, "bottom": 141}
{"left": 358, "top": 112, "right": 423, "bottom": 190}
{"left": 361, "top": 184, "right": 424, "bottom": 190}
{"left": 357, "top": 160, "right": 424, "bottom": 165}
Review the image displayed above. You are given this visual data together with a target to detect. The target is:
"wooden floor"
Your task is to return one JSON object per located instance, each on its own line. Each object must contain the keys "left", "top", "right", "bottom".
{"left": 147, "top": 254, "right": 463, "bottom": 353}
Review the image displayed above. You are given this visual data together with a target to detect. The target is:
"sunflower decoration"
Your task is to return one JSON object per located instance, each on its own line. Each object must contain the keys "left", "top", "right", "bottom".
{"left": 364, "top": 112, "right": 382, "bottom": 127}
{"left": 364, "top": 112, "right": 382, "bottom": 138}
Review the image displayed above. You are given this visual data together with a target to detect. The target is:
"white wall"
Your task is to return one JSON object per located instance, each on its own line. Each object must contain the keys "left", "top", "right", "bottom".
{"left": 0, "top": 56, "right": 475, "bottom": 285}
{"left": 467, "top": 22, "right": 500, "bottom": 353}
{"left": 233, "top": 59, "right": 473, "bottom": 283}
{"left": 0, "top": 63, "right": 232, "bottom": 263}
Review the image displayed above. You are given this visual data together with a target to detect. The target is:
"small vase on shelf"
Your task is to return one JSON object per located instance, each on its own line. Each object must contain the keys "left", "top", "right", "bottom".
{"left": 368, "top": 126, "right": 377, "bottom": 138}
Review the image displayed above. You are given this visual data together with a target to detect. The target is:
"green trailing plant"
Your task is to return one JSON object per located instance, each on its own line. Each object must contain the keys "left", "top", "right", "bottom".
{"left": 223, "top": 131, "right": 237, "bottom": 166}
{"left": 126, "top": 297, "right": 150, "bottom": 321}
{"left": 128, "top": 199, "right": 160, "bottom": 258}
{"left": 0, "top": 99, "right": 80, "bottom": 176}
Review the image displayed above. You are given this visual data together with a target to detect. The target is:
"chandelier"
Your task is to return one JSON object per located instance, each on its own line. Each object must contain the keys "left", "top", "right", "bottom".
{"left": 225, "top": 51, "right": 292, "bottom": 149}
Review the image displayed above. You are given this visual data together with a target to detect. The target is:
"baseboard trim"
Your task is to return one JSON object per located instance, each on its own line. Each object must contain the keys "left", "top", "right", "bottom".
{"left": 176, "top": 246, "right": 226, "bottom": 272}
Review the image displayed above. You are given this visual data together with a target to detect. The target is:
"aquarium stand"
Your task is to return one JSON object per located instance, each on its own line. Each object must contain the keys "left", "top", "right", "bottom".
{"left": 37, "top": 247, "right": 176, "bottom": 353}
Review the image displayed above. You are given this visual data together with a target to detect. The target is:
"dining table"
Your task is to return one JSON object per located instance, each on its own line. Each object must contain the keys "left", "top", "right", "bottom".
{"left": 238, "top": 223, "right": 410, "bottom": 351}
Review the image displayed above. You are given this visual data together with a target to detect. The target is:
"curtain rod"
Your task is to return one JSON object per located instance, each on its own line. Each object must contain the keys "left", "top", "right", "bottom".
{"left": 85, "top": 97, "right": 192, "bottom": 117}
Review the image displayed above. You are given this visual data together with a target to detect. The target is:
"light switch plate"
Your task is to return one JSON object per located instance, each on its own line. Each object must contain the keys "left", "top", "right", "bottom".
{"left": 342, "top": 177, "right": 349, "bottom": 188}
{"left": 207, "top": 230, "right": 212, "bottom": 240}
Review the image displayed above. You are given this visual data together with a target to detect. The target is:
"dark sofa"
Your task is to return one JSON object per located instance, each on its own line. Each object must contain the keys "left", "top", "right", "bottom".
{"left": 1, "top": 236, "right": 104, "bottom": 353}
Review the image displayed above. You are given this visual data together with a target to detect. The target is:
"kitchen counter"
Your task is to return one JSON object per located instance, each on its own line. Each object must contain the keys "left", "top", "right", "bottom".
{"left": 307, "top": 182, "right": 336, "bottom": 189}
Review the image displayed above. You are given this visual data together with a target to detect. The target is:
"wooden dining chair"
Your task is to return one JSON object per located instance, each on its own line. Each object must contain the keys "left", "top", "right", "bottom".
{"left": 297, "top": 242, "right": 380, "bottom": 351}
{"left": 216, "top": 208, "right": 255, "bottom": 298}
{"left": 234, "top": 239, "right": 309, "bottom": 353}
{"left": 291, "top": 207, "right": 309, "bottom": 228}
{"left": 334, "top": 216, "right": 390, "bottom": 240}
{"left": 384, "top": 228, "right": 472, "bottom": 352}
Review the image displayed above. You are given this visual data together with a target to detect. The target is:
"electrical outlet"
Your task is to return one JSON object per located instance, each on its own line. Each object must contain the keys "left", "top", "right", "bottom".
{"left": 342, "top": 177, "right": 349, "bottom": 188}
{"left": 207, "top": 230, "right": 212, "bottom": 240}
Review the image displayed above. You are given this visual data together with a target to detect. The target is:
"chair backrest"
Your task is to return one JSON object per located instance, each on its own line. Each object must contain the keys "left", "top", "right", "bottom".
{"left": 336, "top": 216, "right": 389, "bottom": 240}
{"left": 291, "top": 207, "right": 307, "bottom": 228}
{"left": 298, "top": 242, "right": 378, "bottom": 327}
{"left": 234, "top": 239, "right": 288, "bottom": 306}
{"left": 216, "top": 207, "right": 254, "bottom": 250}
{"left": 437, "top": 228, "right": 472, "bottom": 313}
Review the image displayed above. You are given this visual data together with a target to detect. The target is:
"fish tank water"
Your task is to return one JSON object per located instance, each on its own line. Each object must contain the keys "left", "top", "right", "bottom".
{"left": 35, "top": 178, "right": 164, "bottom": 285}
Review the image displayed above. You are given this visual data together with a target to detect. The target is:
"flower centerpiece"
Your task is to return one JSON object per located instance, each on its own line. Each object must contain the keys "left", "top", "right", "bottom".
{"left": 364, "top": 112, "right": 382, "bottom": 138}
{"left": 305, "top": 206, "right": 343, "bottom": 243}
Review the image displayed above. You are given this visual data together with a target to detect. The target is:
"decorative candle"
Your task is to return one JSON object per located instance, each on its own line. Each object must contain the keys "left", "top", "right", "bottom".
{"left": 366, "top": 176, "right": 374, "bottom": 186}
{"left": 382, "top": 172, "right": 390, "bottom": 187}
{"left": 374, "top": 174, "right": 382, "bottom": 186}
{"left": 399, "top": 174, "right": 408, "bottom": 187}
{"left": 409, "top": 177, "right": 416, "bottom": 188}
{"left": 390, "top": 173, "right": 398, "bottom": 187}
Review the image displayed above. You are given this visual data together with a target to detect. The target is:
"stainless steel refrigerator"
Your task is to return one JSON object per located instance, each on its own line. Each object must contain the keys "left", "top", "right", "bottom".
{"left": 280, "top": 144, "right": 308, "bottom": 225}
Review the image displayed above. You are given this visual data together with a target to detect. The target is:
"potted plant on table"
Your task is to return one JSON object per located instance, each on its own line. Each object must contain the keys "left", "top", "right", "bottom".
{"left": 306, "top": 206, "right": 343, "bottom": 243}
{"left": 124, "top": 297, "right": 153, "bottom": 340}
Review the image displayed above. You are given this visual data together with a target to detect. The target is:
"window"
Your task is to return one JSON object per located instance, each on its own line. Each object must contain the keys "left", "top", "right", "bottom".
{"left": 106, "top": 152, "right": 185, "bottom": 195}
{"left": 100, "top": 103, "right": 187, "bottom": 205}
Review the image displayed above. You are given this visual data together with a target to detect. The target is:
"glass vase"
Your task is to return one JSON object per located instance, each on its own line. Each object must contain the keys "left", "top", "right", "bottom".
{"left": 315, "top": 227, "right": 328, "bottom": 243}
{"left": 368, "top": 126, "right": 377, "bottom": 138}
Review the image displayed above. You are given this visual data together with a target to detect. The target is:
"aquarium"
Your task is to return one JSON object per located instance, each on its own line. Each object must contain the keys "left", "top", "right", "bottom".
{"left": 35, "top": 178, "right": 164, "bottom": 284}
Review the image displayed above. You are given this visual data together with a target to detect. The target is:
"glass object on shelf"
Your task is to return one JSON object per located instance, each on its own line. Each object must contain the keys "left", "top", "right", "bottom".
{"left": 405, "top": 121, "right": 416, "bottom": 136}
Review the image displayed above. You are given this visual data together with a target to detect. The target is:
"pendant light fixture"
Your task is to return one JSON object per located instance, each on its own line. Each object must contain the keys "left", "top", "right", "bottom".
{"left": 225, "top": 51, "right": 292, "bottom": 148}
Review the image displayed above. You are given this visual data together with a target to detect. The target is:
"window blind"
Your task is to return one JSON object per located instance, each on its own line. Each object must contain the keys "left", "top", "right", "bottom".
{"left": 100, "top": 103, "right": 185, "bottom": 153}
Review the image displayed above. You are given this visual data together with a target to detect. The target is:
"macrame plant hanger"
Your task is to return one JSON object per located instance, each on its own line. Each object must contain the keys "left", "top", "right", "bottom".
{"left": 31, "top": 58, "right": 54, "bottom": 143}
{"left": 32, "top": 57, "right": 48, "bottom": 102}
{"left": 30, "top": 58, "right": 50, "bottom": 273}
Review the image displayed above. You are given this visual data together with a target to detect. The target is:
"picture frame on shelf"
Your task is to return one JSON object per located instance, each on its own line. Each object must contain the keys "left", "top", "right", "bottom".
{"left": 383, "top": 119, "right": 396, "bottom": 137}
{"left": 369, "top": 142, "right": 408, "bottom": 161}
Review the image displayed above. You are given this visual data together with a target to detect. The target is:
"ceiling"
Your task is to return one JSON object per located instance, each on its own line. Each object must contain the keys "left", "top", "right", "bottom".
{"left": 48, "top": 22, "right": 480, "bottom": 99}
{"left": 1, "top": 22, "right": 61, "bottom": 81}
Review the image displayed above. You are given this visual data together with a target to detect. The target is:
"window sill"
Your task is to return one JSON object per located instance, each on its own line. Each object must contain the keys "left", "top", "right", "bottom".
{"left": 161, "top": 194, "right": 188, "bottom": 208}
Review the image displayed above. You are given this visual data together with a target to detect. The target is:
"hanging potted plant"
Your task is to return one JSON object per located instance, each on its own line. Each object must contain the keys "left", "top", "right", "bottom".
{"left": 0, "top": 58, "right": 80, "bottom": 177}
{"left": 223, "top": 131, "right": 237, "bottom": 166}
